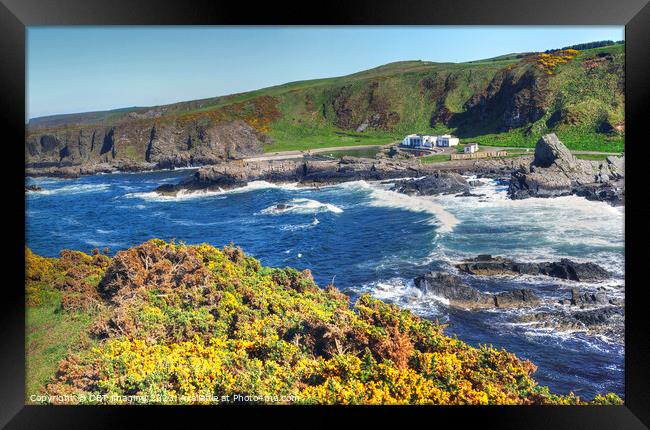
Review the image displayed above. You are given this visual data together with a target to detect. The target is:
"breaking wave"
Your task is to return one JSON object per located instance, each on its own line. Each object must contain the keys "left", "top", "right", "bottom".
{"left": 261, "top": 198, "right": 343, "bottom": 215}
{"left": 33, "top": 183, "right": 111, "bottom": 195}
{"left": 336, "top": 180, "right": 460, "bottom": 233}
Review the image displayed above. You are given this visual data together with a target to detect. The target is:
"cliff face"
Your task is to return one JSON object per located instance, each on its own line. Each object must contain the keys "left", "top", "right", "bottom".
{"left": 26, "top": 119, "right": 267, "bottom": 169}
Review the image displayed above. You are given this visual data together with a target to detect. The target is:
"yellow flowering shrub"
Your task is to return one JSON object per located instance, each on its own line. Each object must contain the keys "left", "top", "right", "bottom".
{"left": 536, "top": 49, "right": 580, "bottom": 75}
{"left": 33, "top": 240, "right": 621, "bottom": 405}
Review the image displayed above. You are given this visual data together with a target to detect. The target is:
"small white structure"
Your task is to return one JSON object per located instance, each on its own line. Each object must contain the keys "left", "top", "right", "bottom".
{"left": 437, "top": 134, "right": 460, "bottom": 147}
{"left": 464, "top": 143, "right": 479, "bottom": 154}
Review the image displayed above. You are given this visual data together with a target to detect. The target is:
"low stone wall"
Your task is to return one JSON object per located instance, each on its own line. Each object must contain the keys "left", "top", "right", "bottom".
{"left": 451, "top": 151, "right": 508, "bottom": 160}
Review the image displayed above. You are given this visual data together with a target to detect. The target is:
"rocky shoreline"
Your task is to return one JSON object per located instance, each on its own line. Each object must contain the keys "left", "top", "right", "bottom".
{"left": 152, "top": 156, "right": 516, "bottom": 196}
{"left": 410, "top": 252, "right": 623, "bottom": 341}
{"left": 149, "top": 133, "right": 623, "bottom": 206}
{"left": 25, "top": 160, "right": 161, "bottom": 179}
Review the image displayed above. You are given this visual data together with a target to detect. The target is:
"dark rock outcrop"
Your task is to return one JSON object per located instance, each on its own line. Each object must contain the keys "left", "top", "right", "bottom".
{"left": 25, "top": 184, "right": 43, "bottom": 192}
{"left": 391, "top": 172, "right": 469, "bottom": 196}
{"left": 455, "top": 255, "right": 610, "bottom": 282}
{"left": 413, "top": 271, "right": 541, "bottom": 309}
{"left": 558, "top": 287, "right": 620, "bottom": 307}
{"left": 414, "top": 271, "right": 494, "bottom": 308}
{"left": 572, "top": 306, "right": 624, "bottom": 327}
{"left": 508, "top": 134, "right": 624, "bottom": 205}
{"left": 493, "top": 289, "right": 541, "bottom": 308}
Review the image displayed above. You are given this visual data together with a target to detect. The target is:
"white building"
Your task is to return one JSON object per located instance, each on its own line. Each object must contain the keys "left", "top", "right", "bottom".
{"left": 401, "top": 134, "right": 435, "bottom": 149}
{"left": 437, "top": 134, "right": 460, "bottom": 147}
{"left": 464, "top": 143, "right": 479, "bottom": 153}
{"left": 423, "top": 135, "right": 437, "bottom": 147}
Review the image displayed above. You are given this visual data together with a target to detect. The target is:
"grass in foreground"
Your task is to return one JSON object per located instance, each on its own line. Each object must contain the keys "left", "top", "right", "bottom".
{"left": 575, "top": 153, "right": 618, "bottom": 161}
{"left": 420, "top": 154, "right": 452, "bottom": 163}
{"left": 26, "top": 241, "right": 622, "bottom": 405}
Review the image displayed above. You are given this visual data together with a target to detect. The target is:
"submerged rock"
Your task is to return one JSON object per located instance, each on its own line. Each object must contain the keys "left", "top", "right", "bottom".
{"left": 454, "top": 190, "right": 485, "bottom": 198}
{"left": 455, "top": 255, "right": 610, "bottom": 282}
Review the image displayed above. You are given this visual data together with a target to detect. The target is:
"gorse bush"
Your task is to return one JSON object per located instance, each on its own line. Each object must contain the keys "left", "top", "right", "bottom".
{"left": 536, "top": 50, "right": 579, "bottom": 75}
{"left": 26, "top": 240, "right": 623, "bottom": 405}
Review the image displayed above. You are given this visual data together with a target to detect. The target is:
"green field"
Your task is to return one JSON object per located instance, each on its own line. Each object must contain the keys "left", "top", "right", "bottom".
{"left": 575, "top": 153, "right": 618, "bottom": 161}
{"left": 263, "top": 127, "right": 399, "bottom": 152}
{"left": 420, "top": 154, "right": 452, "bottom": 163}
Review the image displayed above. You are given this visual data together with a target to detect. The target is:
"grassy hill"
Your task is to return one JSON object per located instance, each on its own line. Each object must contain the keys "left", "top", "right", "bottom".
{"left": 28, "top": 42, "right": 624, "bottom": 157}
{"left": 26, "top": 241, "right": 622, "bottom": 405}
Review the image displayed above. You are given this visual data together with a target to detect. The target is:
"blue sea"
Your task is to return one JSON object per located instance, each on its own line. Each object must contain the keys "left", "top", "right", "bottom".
{"left": 25, "top": 168, "right": 625, "bottom": 399}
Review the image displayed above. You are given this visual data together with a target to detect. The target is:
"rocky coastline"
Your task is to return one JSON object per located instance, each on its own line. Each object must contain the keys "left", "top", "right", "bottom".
{"left": 411, "top": 255, "right": 623, "bottom": 341}
{"left": 148, "top": 133, "right": 623, "bottom": 206}
{"left": 153, "top": 156, "right": 513, "bottom": 196}
{"left": 508, "top": 134, "right": 624, "bottom": 206}
{"left": 26, "top": 131, "right": 624, "bottom": 207}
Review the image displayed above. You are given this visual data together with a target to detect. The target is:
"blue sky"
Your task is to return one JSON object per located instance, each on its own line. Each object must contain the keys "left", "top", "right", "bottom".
{"left": 27, "top": 26, "right": 624, "bottom": 119}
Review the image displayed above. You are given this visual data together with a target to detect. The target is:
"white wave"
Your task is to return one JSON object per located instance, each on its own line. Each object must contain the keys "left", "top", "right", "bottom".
{"left": 239, "top": 180, "right": 303, "bottom": 191}
{"left": 82, "top": 238, "right": 125, "bottom": 248}
{"left": 518, "top": 325, "right": 624, "bottom": 348}
{"left": 332, "top": 180, "right": 460, "bottom": 233}
{"left": 171, "top": 219, "right": 222, "bottom": 227}
{"left": 261, "top": 198, "right": 343, "bottom": 215}
{"left": 353, "top": 277, "right": 449, "bottom": 318}
{"left": 35, "top": 183, "right": 111, "bottom": 195}
{"left": 279, "top": 217, "right": 321, "bottom": 232}
{"left": 431, "top": 177, "right": 624, "bottom": 275}
{"left": 124, "top": 180, "right": 303, "bottom": 202}
{"left": 95, "top": 229, "right": 113, "bottom": 234}
{"left": 124, "top": 189, "right": 226, "bottom": 202}
{"left": 363, "top": 182, "right": 460, "bottom": 233}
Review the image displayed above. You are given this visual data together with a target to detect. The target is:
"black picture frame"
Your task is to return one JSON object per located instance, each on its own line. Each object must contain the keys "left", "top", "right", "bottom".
{"left": 2, "top": 0, "right": 649, "bottom": 428}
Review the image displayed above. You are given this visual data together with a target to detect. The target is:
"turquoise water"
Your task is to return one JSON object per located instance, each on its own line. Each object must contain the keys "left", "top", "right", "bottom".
{"left": 25, "top": 169, "right": 625, "bottom": 399}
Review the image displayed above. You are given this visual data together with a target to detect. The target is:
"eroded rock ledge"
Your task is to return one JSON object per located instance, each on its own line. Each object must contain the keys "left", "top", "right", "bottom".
{"left": 454, "top": 255, "right": 610, "bottom": 282}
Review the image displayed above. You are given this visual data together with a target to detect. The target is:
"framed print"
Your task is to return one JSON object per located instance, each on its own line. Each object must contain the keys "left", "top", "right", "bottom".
{"left": 2, "top": 0, "right": 649, "bottom": 427}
